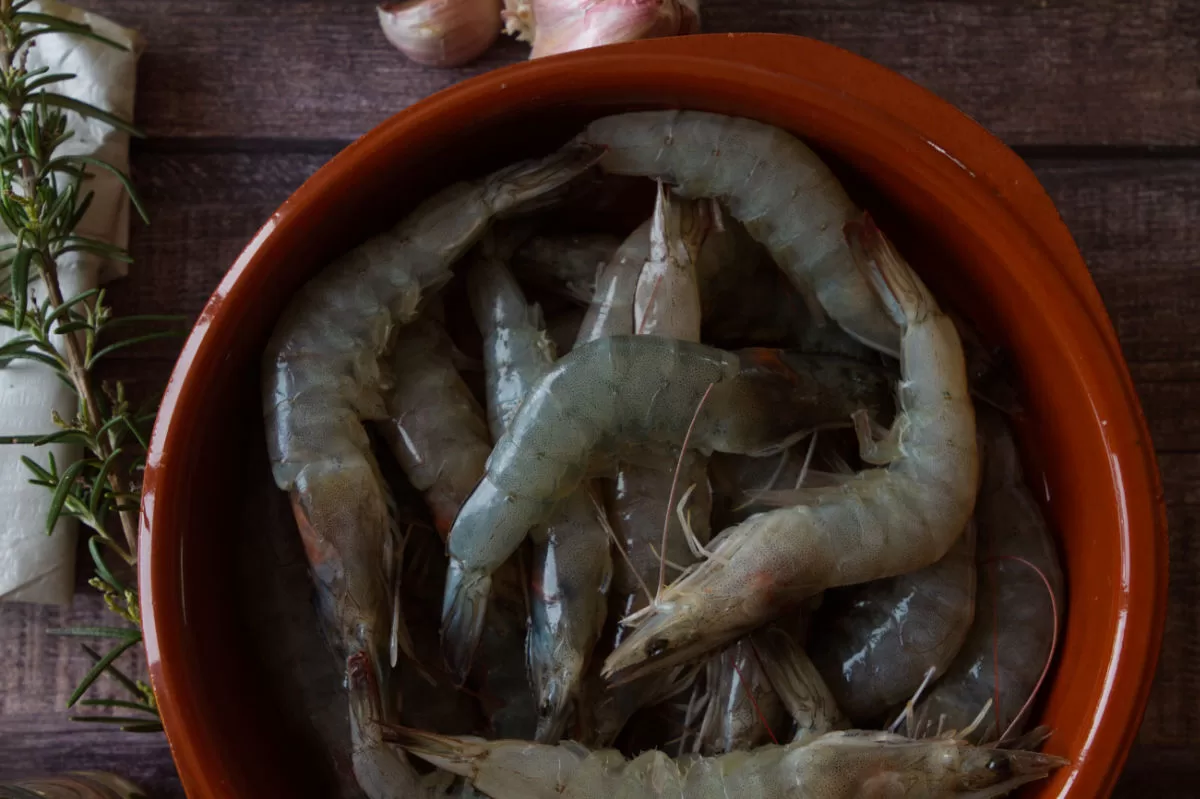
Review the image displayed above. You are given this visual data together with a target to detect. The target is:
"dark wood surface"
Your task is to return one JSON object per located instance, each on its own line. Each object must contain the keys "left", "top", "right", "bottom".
{"left": 2, "top": 1, "right": 1198, "bottom": 795}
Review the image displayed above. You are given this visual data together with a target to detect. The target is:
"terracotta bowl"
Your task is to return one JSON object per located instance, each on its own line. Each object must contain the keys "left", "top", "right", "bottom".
{"left": 140, "top": 34, "right": 1166, "bottom": 798}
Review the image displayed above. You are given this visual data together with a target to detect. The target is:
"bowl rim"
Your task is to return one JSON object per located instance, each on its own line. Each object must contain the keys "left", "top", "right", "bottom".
{"left": 140, "top": 33, "right": 1167, "bottom": 799}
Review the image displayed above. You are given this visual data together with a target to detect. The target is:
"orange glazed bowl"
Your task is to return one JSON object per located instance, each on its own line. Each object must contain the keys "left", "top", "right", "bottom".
{"left": 140, "top": 34, "right": 1166, "bottom": 799}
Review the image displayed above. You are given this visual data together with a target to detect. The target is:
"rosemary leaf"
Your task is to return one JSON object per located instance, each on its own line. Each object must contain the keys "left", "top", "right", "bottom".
{"left": 67, "top": 715, "right": 157, "bottom": 725}
{"left": 39, "top": 92, "right": 144, "bottom": 138}
{"left": 79, "top": 643, "right": 144, "bottom": 701}
{"left": 71, "top": 155, "right": 149, "bottom": 223}
{"left": 89, "top": 330, "right": 180, "bottom": 366}
{"left": 45, "top": 457, "right": 87, "bottom": 534}
{"left": 49, "top": 626, "right": 140, "bottom": 640}
{"left": 89, "top": 535, "right": 127, "bottom": 592}
{"left": 23, "top": 70, "right": 75, "bottom": 92}
{"left": 79, "top": 698, "right": 159, "bottom": 714}
{"left": 8, "top": 247, "right": 33, "bottom": 329}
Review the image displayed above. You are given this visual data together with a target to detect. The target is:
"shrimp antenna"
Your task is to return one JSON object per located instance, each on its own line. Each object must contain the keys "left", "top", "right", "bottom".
{"left": 733, "top": 447, "right": 791, "bottom": 512}
{"left": 986, "top": 554, "right": 1060, "bottom": 744}
{"left": 590, "top": 490, "right": 655, "bottom": 607}
{"left": 730, "top": 652, "right": 780, "bottom": 745}
{"left": 657, "top": 382, "right": 716, "bottom": 599}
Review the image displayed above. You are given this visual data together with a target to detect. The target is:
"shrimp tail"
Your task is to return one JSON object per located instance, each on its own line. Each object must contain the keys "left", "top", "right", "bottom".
{"left": 490, "top": 143, "right": 606, "bottom": 216}
{"left": 846, "top": 214, "right": 934, "bottom": 325}
{"left": 441, "top": 559, "right": 490, "bottom": 684}
{"left": 382, "top": 725, "right": 487, "bottom": 778}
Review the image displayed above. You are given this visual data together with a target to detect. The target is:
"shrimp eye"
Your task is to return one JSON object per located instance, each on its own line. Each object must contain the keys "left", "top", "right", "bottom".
{"left": 646, "top": 638, "right": 670, "bottom": 658}
{"left": 986, "top": 757, "right": 1012, "bottom": 781}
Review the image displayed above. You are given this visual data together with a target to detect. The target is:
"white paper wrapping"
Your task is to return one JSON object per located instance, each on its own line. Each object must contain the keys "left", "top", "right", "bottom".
{"left": 0, "top": 2, "right": 141, "bottom": 605}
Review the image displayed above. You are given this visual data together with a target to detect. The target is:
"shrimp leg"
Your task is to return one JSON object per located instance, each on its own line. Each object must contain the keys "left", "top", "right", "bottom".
{"left": 578, "top": 111, "right": 900, "bottom": 355}
{"left": 264, "top": 145, "right": 600, "bottom": 798}
{"left": 603, "top": 219, "right": 978, "bottom": 685}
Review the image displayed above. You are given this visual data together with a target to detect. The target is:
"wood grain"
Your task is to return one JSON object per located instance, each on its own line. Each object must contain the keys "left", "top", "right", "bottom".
{"left": 0, "top": 594, "right": 182, "bottom": 796}
{"left": 64, "top": 0, "right": 1200, "bottom": 146}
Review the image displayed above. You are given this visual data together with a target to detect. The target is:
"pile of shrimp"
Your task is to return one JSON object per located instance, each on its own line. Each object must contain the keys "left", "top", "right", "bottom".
{"left": 262, "top": 110, "right": 1068, "bottom": 799}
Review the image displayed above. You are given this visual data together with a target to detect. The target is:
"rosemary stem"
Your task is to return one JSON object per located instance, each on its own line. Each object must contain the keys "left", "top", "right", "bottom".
{"left": 34, "top": 251, "right": 140, "bottom": 559}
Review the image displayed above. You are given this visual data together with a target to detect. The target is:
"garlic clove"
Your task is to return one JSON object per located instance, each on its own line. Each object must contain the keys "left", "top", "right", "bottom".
{"left": 379, "top": 0, "right": 503, "bottom": 69}
{"left": 504, "top": 0, "right": 691, "bottom": 60}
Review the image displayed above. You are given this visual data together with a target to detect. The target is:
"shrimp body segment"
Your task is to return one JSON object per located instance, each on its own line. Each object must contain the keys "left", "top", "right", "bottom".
{"left": 914, "top": 410, "right": 1064, "bottom": 742}
{"left": 264, "top": 147, "right": 599, "bottom": 797}
{"left": 603, "top": 222, "right": 978, "bottom": 685}
{"left": 379, "top": 312, "right": 493, "bottom": 536}
{"left": 810, "top": 521, "right": 977, "bottom": 725}
{"left": 580, "top": 111, "right": 899, "bottom": 355}
{"left": 389, "top": 727, "right": 1067, "bottom": 799}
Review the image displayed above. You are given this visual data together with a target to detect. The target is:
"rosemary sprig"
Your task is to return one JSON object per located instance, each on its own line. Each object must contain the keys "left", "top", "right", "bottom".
{"left": 0, "top": 0, "right": 178, "bottom": 732}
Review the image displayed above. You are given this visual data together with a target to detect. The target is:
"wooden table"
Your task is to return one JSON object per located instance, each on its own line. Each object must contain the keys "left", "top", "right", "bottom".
{"left": 0, "top": 1, "right": 1196, "bottom": 795}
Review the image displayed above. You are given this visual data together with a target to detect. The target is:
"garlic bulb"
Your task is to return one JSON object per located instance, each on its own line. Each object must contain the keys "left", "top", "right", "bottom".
{"left": 503, "top": 0, "right": 696, "bottom": 60}
{"left": 379, "top": 0, "right": 503, "bottom": 68}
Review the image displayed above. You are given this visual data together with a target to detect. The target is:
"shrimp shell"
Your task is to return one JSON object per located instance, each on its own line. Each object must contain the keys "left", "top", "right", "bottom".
{"left": 604, "top": 220, "right": 978, "bottom": 685}
{"left": 389, "top": 726, "right": 1067, "bottom": 799}
{"left": 579, "top": 111, "right": 899, "bottom": 355}
{"left": 265, "top": 146, "right": 600, "bottom": 798}
{"left": 913, "top": 409, "right": 1064, "bottom": 743}
{"left": 809, "top": 521, "right": 977, "bottom": 725}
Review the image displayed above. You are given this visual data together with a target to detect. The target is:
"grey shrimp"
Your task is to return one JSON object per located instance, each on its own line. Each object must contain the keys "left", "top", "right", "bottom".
{"left": 441, "top": 336, "right": 891, "bottom": 689}
{"left": 589, "top": 184, "right": 716, "bottom": 746}
{"left": 467, "top": 245, "right": 613, "bottom": 743}
{"left": 808, "top": 521, "right": 977, "bottom": 725}
{"left": 263, "top": 145, "right": 599, "bottom": 797}
{"left": 389, "top": 726, "right": 1066, "bottom": 799}
{"left": 578, "top": 110, "right": 900, "bottom": 355}
{"left": 913, "top": 409, "right": 1064, "bottom": 743}
{"left": 603, "top": 219, "right": 978, "bottom": 685}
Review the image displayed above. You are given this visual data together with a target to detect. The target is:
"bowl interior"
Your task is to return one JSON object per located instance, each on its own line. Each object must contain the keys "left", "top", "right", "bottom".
{"left": 146, "top": 58, "right": 1145, "bottom": 798}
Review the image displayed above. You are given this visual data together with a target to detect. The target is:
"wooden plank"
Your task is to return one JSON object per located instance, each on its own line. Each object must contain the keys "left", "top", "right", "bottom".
{"left": 1134, "top": 453, "right": 1200, "bottom": 751}
{"left": 68, "top": 0, "right": 1200, "bottom": 146}
{"left": 0, "top": 594, "right": 182, "bottom": 796}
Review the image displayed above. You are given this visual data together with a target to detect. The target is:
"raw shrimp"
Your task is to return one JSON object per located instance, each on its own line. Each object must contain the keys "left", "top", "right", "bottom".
{"left": 808, "top": 521, "right": 977, "bottom": 725}
{"left": 603, "top": 219, "right": 978, "bottom": 684}
{"left": 577, "top": 219, "right": 652, "bottom": 341}
{"left": 634, "top": 181, "right": 708, "bottom": 336}
{"left": 264, "top": 145, "right": 599, "bottom": 797}
{"left": 753, "top": 624, "right": 848, "bottom": 744}
{"left": 388, "top": 726, "right": 1066, "bottom": 799}
{"left": 511, "top": 231, "right": 622, "bottom": 304}
{"left": 379, "top": 309, "right": 492, "bottom": 535}
{"left": 442, "top": 337, "right": 892, "bottom": 687}
{"left": 467, "top": 247, "right": 613, "bottom": 742}
{"left": 913, "top": 410, "right": 1064, "bottom": 743}
{"left": 695, "top": 638, "right": 788, "bottom": 754}
{"left": 578, "top": 110, "right": 900, "bottom": 355}
{"left": 589, "top": 185, "right": 715, "bottom": 746}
